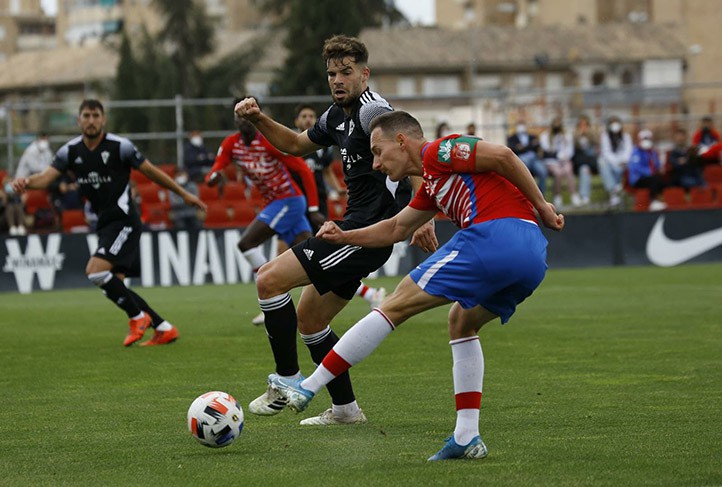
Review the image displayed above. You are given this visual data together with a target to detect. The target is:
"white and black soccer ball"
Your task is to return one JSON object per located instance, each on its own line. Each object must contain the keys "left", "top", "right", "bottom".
{"left": 187, "top": 391, "right": 244, "bottom": 448}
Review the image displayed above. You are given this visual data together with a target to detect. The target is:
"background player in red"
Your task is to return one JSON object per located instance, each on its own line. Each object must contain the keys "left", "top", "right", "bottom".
{"left": 11, "top": 99, "right": 206, "bottom": 346}
{"left": 269, "top": 111, "right": 564, "bottom": 460}
{"left": 206, "top": 101, "right": 325, "bottom": 324}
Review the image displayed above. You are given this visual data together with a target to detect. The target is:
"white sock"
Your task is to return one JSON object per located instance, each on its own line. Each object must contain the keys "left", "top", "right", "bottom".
{"left": 242, "top": 246, "right": 267, "bottom": 273}
{"left": 156, "top": 321, "right": 172, "bottom": 332}
{"left": 450, "top": 336, "right": 484, "bottom": 445}
{"left": 332, "top": 400, "right": 361, "bottom": 417}
{"left": 301, "top": 309, "right": 395, "bottom": 393}
{"left": 131, "top": 311, "right": 144, "bottom": 320}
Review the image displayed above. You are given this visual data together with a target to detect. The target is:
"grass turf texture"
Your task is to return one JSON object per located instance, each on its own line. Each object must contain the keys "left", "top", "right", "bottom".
{"left": 0, "top": 264, "right": 720, "bottom": 486}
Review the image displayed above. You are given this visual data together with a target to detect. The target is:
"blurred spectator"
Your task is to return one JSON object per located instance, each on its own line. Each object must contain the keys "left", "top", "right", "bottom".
{"left": 169, "top": 168, "right": 201, "bottom": 231}
{"left": 2, "top": 175, "right": 27, "bottom": 235}
{"left": 691, "top": 116, "right": 720, "bottom": 149}
{"left": 15, "top": 133, "right": 53, "bottom": 179}
{"left": 667, "top": 128, "right": 704, "bottom": 190}
{"left": 598, "top": 116, "right": 633, "bottom": 207}
{"left": 435, "top": 122, "right": 451, "bottom": 139}
{"left": 507, "top": 119, "right": 547, "bottom": 195}
{"left": 571, "top": 115, "right": 598, "bottom": 206}
{"left": 629, "top": 129, "right": 666, "bottom": 211}
{"left": 183, "top": 130, "right": 215, "bottom": 182}
{"left": 540, "top": 116, "right": 581, "bottom": 208}
{"left": 465, "top": 122, "right": 477, "bottom": 136}
{"left": 49, "top": 173, "right": 82, "bottom": 225}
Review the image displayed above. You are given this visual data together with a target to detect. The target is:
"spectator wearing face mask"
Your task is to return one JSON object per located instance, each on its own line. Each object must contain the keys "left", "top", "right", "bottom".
{"left": 169, "top": 168, "right": 201, "bottom": 231}
{"left": 507, "top": 119, "right": 548, "bottom": 196}
{"left": 15, "top": 133, "right": 53, "bottom": 179}
{"left": 598, "top": 116, "right": 633, "bottom": 207}
{"left": 691, "top": 116, "right": 720, "bottom": 149}
{"left": 183, "top": 130, "right": 215, "bottom": 182}
{"left": 539, "top": 116, "right": 581, "bottom": 209}
{"left": 629, "top": 129, "right": 666, "bottom": 211}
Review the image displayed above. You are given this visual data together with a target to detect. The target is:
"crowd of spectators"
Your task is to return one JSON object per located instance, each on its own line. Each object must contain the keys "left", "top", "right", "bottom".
{"left": 3, "top": 115, "right": 722, "bottom": 237}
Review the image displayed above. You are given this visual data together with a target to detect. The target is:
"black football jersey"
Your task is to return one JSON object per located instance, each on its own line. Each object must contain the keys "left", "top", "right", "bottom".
{"left": 307, "top": 89, "right": 411, "bottom": 228}
{"left": 52, "top": 133, "right": 145, "bottom": 226}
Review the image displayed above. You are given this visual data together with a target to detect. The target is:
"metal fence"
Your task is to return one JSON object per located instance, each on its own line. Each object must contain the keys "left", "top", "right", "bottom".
{"left": 2, "top": 81, "right": 722, "bottom": 175}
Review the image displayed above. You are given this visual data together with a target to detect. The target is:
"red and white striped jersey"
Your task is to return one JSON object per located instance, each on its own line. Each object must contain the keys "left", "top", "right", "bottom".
{"left": 410, "top": 135, "right": 536, "bottom": 228}
{"left": 210, "top": 132, "right": 318, "bottom": 207}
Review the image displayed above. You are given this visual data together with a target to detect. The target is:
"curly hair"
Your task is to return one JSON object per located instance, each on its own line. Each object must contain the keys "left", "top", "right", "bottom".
{"left": 322, "top": 35, "right": 369, "bottom": 66}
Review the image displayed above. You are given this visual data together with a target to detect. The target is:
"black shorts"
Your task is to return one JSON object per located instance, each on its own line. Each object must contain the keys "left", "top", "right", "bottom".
{"left": 94, "top": 217, "right": 142, "bottom": 277}
{"left": 292, "top": 236, "right": 393, "bottom": 300}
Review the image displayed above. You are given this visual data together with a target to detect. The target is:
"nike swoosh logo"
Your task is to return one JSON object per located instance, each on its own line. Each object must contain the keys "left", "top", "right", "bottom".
{"left": 645, "top": 215, "right": 722, "bottom": 266}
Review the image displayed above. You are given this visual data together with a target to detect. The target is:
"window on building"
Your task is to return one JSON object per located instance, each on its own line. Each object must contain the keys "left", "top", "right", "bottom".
{"left": 397, "top": 77, "right": 416, "bottom": 96}
{"left": 591, "top": 70, "right": 606, "bottom": 86}
{"left": 422, "top": 76, "right": 460, "bottom": 96}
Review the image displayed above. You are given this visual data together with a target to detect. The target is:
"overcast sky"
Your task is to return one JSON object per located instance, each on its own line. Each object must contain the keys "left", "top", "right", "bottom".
{"left": 41, "top": 0, "right": 435, "bottom": 24}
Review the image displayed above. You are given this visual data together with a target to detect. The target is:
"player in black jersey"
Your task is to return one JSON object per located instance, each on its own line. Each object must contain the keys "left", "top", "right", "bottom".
{"left": 11, "top": 99, "right": 206, "bottom": 347}
{"left": 235, "top": 35, "right": 437, "bottom": 425}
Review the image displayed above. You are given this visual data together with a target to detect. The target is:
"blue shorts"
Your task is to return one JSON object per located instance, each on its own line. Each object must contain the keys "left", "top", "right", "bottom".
{"left": 409, "top": 218, "right": 548, "bottom": 323}
{"left": 257, "top": 196, "right": 312, "bottom": 246}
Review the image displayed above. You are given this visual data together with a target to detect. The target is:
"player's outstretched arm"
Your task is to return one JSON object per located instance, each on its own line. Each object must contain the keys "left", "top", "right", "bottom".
{"left": 473, "top": 141, "right": 564, "bottom": 231}
{"left": 11, "top": 166, "right": 61, "bottom": 193}
{"left": 138, "top": 160, "right": 207, "bottom": 211}
{"left": 234, "top": 97, "right": 321, "bottom": 157}
{"left": 317, "top": 206, "right": 437, "bottom": 248}
{"left": 408, "top": 175, "right": 438, "bottom": 252}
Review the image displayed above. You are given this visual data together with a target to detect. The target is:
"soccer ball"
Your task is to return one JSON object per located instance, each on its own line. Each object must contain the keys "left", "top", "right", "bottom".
{"left": 187, "top": 391, "right": 244, "bottom": 448}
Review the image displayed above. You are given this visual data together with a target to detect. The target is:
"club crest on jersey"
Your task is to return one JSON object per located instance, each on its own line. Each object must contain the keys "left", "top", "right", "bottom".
{"left": 74, "top": 157, "right": 83, "bottom": 165}
{"left": 101, "top": 151, "right": 110, "bottom": 164}
{"left": 454, "top": 142, "right": 472, "bottom": 161}
{"left": 438, "top": 139, "right": 453, "bottom": 162}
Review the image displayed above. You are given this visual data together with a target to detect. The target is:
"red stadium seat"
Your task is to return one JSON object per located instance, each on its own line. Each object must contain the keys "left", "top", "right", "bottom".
{"left": 223, "top": 182, "right": 246, "bottom": 201}
{"left": 326, "top": 198, "right": 347, "bottom": 220}
{"left": 143, "top": 202, "right": 171, "bottom": 229}
{"left": 130, "top": 169, "right": 152, "bottom": 186}
{"left": 203, "top": 202, "right": 234, "bottom": 228}
{"left": 231, "top": 202, "right": 257, "bottom": 226}
{"left": 156, "top": 163, "right": 177, "bottom": 178}
{"left": 662, "top": 187, "right": 687, "bottom": 210}
{"left": 703, "top": 164, "right": 722, "bottom": 185}
{"left": 199, "top": 185, "right": 221, "bottom": 202}
{"left": 331, "top": 160, "right": 346, "bottom": 189}
{"left": 632, "top": 189, "right": 650, "bottom": 212}
{"left": 689, "top": 187, "right": 716, "bottom": 209}
{"left": 24, "top": 189, "right": 52, "bottom": 214}
{"left": 61, "top": 209, "right": 89, "bottom": 233}
{"left": 136, "top": 185, "right": 166, "bottom": 205}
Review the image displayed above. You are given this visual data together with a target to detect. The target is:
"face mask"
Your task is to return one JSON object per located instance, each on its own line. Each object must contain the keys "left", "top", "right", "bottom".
{"left": 609, "top": 122, "right": 622, "bottom": 133}
{"left": 175, "top": 175, "right": 188, "bottom": 185}
{"left": 37, "top": 140, "right": 50, "bottom": 151}
{"left": 190, "top": 136, "right": 203, "bottom": 147}
{"left": 640, "top": 139, "right": 653, "bottom": 150}
{"left": 516, "top": 124, "right": 527, "bottom": 134}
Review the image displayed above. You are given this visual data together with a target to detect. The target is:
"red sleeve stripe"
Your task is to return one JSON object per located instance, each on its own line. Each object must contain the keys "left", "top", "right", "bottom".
{"left": 372, "top": 308, "right": 396, "bottom": 330}
{"left": 455, "top": 391, "right": 482, "bottom": 411}
{"left": 321, "top": 349, "right": 352, "bottom": 377}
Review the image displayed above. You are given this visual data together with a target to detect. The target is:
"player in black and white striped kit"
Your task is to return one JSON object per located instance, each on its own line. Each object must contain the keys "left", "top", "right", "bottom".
{"left": 235, "top": 35, "right": 437, "bottom": 425}
{"left": 11, "top": 99, "right": 206, "bottom": 347}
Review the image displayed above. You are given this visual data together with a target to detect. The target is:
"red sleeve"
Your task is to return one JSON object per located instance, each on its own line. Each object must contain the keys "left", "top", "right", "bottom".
{"left": 701, "top": 142, "right": 722, "bottom": 161}
{"left": 692, "top": 130, "right": 702, "bottom": 146}
{"left": 281, "top": 154, "right": 320, "bottom": 209}
{"left": 408, "top": 183, "right": 438, "bottom": 212}
{"left": 205, "top": 135, "right": 234, "bottom": 182}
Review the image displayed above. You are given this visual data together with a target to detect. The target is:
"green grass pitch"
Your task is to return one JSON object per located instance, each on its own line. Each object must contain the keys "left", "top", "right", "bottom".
{"left": 1, "top": 264, "right": 720, "bottom": 486}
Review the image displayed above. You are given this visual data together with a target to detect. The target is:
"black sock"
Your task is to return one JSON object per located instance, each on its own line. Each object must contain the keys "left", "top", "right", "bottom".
{"left": 126, "top": 289, "right": 164, "bottom": 328}
{"left": 302, "top": 326, "right": 356, "bottom": 406}
{"left": 258, "top": 293, "right": 299, "bottom": 376}
{"left": 100, "top": 276, "right": 142, "bottom": 318}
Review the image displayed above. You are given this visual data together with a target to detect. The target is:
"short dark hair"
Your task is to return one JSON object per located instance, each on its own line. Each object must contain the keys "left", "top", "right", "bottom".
{"left": 322, "top": 35, "right": 369, "bottom": 66}
{"left": 369, "top": 111, "right": 424, "bottom": 139}
{"left": 79, "top": 99, "right": 104, "bottom": 114}
{"left": 294, "top": 103, "right": 316, "bottom": 119}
